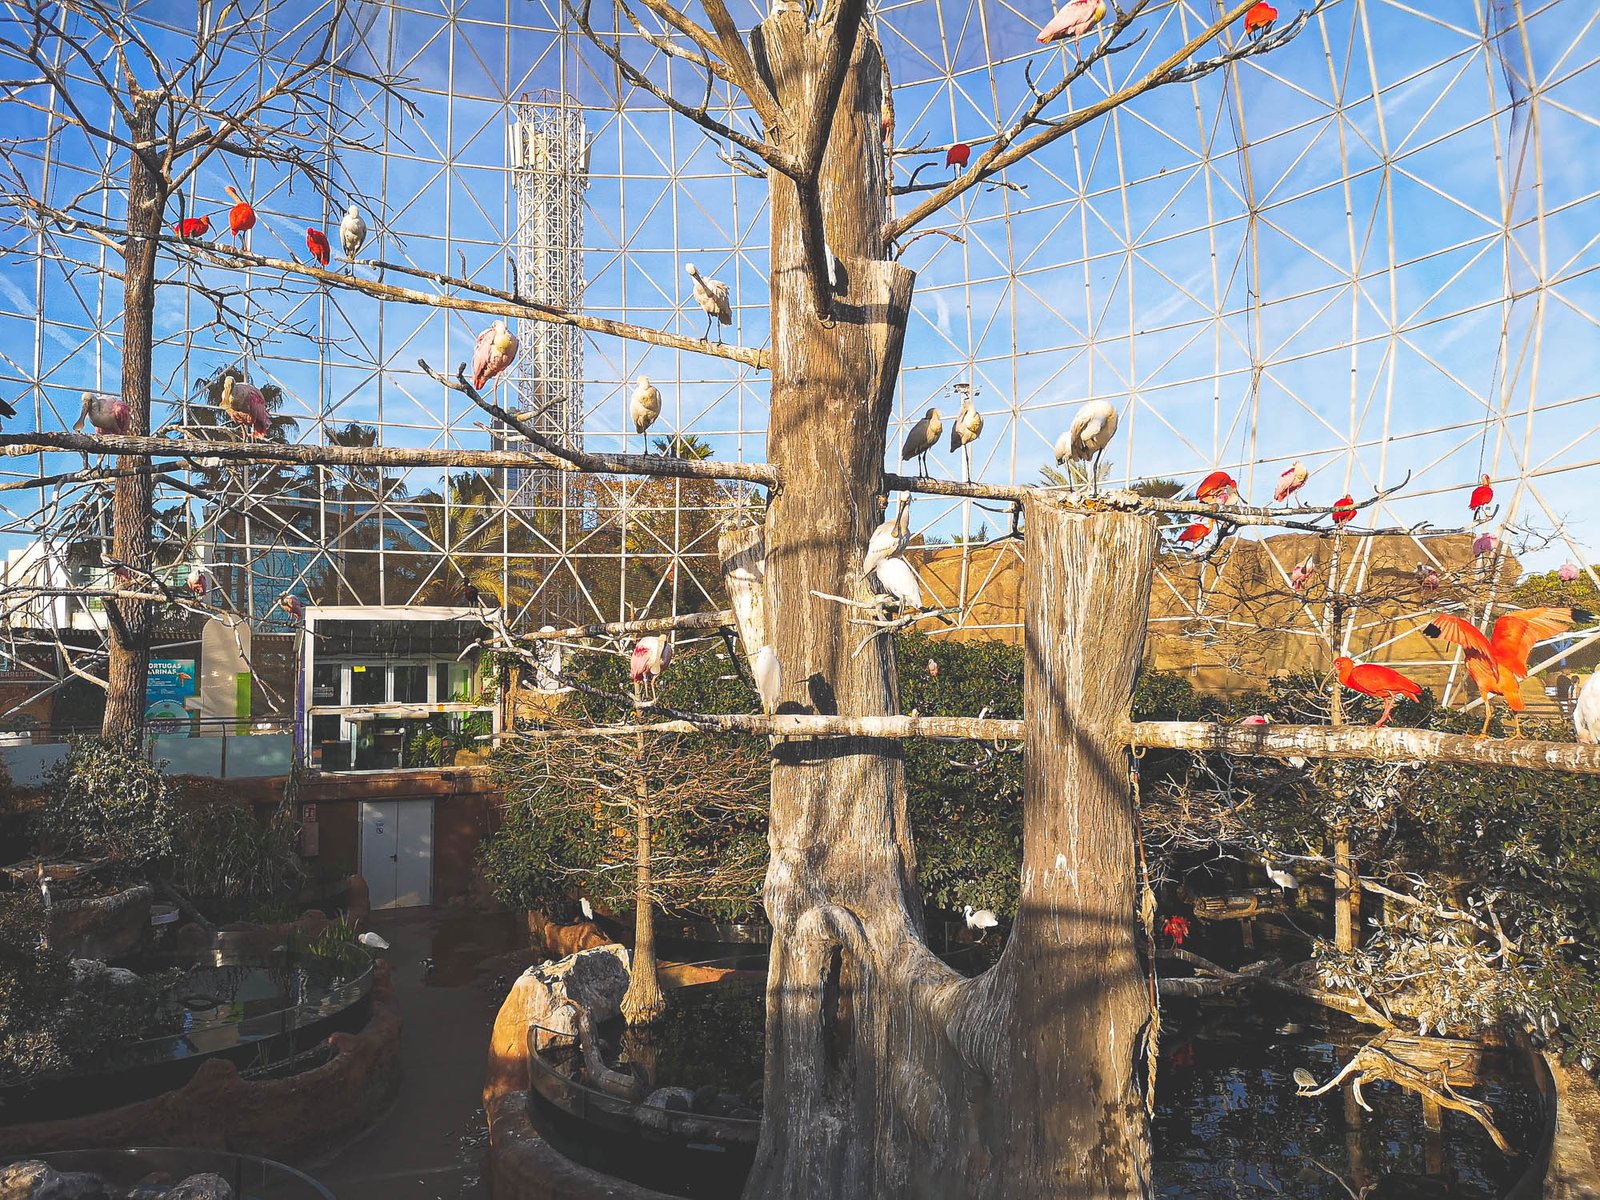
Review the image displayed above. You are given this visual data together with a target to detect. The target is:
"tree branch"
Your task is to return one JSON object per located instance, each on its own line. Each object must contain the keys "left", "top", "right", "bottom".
{"left": 511, "top": 712, "right": 1025, "bottom": 741}
{"left": 693, "top": 0, "right": 788, "bottom": 136}
{"left": 512, "top": 610, "right": 736, "bottom": 642}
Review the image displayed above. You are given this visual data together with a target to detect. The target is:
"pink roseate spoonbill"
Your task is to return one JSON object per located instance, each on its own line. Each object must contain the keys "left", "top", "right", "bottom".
{"left": 1575, "top": 672, "right": 1600, "bottom": 745}
{"left": 1055, "top": 399, "right": 1118, "bottom": 493}
{"left": 1275, "top": 460, "right": 1308, "bottom": 503}
{"left": 685, "top": 263, "right": 731, "bottom": 343}
{"left": 174, "top": 214, "right": 211, "bottom": 240}
{"left": 279, "top": 594, "right": 304, "bottom": 620}
{"left": 1195, "top": 470, "right": 1240, "bottom": 504}
{"left": 945, "top": 142, "right": 971, "bottom": 172}
{"left": 1424, "top": 607, "right": 1584, "bottom": 737}
{"left": 1287, "top": 555, "right": 1316, "bottom": 592}
{"left": 1473, "top": 533, "right": 1498, "bottom": 558}
{"left": 1240, "top": 714, "right": 1271, "bottom": 726}
{"left": 900, "top": 408, "right": 943, "bottom": 476}
{"left": 753, "top": 645, "right": 781, "bottom": 713}
{"left": 224, "top": 185, "right": 255, "bottom": 244}
{"left": 948, "top": 388, "right": 983, "bottom": 480}
{"left": 471, "top": 320, "right": 519, "bottom": 392}
{"left": 1414, "top": 563, "right": 1441, "bottom": 592}
{"left": 340, "top": 204, "right": 368, "bottom": 262}
{"left": 75, "top": 391, "right": 131, "bottom": 436}
{"left": 1469, "top": 474, "right": 1494, "bottom": 520}
{"left": 1037, "top": 0, "right": 1106, "bottom": 48}
{"left": 1244, "top": 1, "right": 1278, "bottom": 39}
{"left": 630, "top": 376, "right": 661, "bottom": 441}
{"left": 863, "top": 497, "right": 911, "bottom": 579}
{"left": 306, "top": 227, "right": 331, "bottom": 267}
{"left": 927, "top": 658, "right": 939, "bottom": 678}
{"left": 186, "top": 562, "right": 207, "bottom": 599}
{"left": 630, "top": 635, "right": 673, "bottom": 704}
{"left": 219, "top": 376, "right": 269, "bottom": 439}
{"left": 1331, "top": 495, "right": 1357, "bottom": 525}
{"left": 1333, "top": 656, "right": 1423, "bottom": 727}
{"left": 1558, "top": 561, "right": 1580, "bottom": 583}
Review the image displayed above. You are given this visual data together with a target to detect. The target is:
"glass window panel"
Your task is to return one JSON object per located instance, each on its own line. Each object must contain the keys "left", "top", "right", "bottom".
{"left": 349, "top": 663, "right": 384, "bottom": 705}
{"left": 393, "top": 664, "right": 428, "bottom": 703}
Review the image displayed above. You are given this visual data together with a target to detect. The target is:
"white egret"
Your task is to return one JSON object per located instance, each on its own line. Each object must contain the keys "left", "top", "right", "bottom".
{"left": 358, "top": 931, "right": 390, "bottom": 950}
{"left": 754, "top": 645, "right": 782, "bottom": 713}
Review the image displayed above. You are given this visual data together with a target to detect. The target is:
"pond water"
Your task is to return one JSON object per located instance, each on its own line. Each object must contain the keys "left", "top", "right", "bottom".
{"left": 530, "top": 982, "right": 1544, "bottom": 1200}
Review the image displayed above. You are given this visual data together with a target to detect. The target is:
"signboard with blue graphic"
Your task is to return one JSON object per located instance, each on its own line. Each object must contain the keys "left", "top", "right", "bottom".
{"left": 145, "top": 658, "right": 197, "bottom": 735}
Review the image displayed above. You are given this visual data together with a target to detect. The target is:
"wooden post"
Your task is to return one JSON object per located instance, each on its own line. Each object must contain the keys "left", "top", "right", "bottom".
{"left": 1333, "top": 829, "right": 1358, "bottom": 952}
{"left": 620, "top": 728, "right": 667, "bottom": 1024}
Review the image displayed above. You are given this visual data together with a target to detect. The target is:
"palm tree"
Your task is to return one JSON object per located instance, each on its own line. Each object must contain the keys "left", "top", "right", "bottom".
{"left": 412, "top": 473, "right": 543, "bottom": 610}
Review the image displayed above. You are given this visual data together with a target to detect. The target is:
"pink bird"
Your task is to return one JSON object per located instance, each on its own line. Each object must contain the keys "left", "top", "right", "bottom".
{"left": 220, "top": 375, "right": 270, "bottom": 439}
{"left": 471, "top": 319, "right": 519, "bottom": 391}
{"left": 1240, "top": 714, "right": 1271, "bottom": 726}
{"left": 279, "top": 594, "right": 304, "bottom": 620}
{"left": 1274, "top": 461, "right": 1308, "bottom": 503}
{"left": 630, "top": 635, "right": 673, "bottom": 704}
{"left": 1287, "top": 555, "right": 1316, "bottom": 592}
{"left": 1414, "top": 562, "right": 1441, "bottom": 592}
{"left": 74, "top": 391, "right": 131, "bottom": 436}
{"left": 1558, "top": 561, "right": 1580, "bottom": 583}
{"left": 186, "top": 563, "right": 207, "bottom": 598}
{"left": 1036, "top": 0, "right": 1106, "bottom": 46}
{"left": 927, "top": 658, "right": 940, "bottom": 678}
{"left": 1473, "top": 533, "right": 1498, "bottom": 558}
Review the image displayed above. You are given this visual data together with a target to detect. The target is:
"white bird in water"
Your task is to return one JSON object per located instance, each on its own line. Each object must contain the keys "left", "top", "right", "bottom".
{"left": 471, "top": 319, "right": 519, "bottom": 392}
{"left": 1575, "top": 672, "right": 1600, "bottom": 745}
{"left": 339, "top": 204, "right": 368, "bottom": 264}
{"left": 358, "top": 931, "right": 390, "bottom": 950}
{"left": 948, "top": 387, "right": 984, "bottom": 480}
{"left": 901, "top": 408, "right": 943, "bottom": 476}
{"left": 872, "top": 555, "right": 923, "bottom": 611}
{"left": 963, "top": 904, "right": 1000, "bottom": 939}
{"left": 630, "top": 635, "right": 673, "bottom": 704}
{"left": 753, "top": 645, "right": 781, "bottom": 713}
{"left": 1055, "top": 400, "right": 1119, "bottom": 493}
{"left": 685, "top": 262, "right": 732, "bottom": 343}
{"left": 630, "top": 375, "right": 661, "bottom": 444}
{"left": 863, "top": 497, "right": 911, "bottom": 578}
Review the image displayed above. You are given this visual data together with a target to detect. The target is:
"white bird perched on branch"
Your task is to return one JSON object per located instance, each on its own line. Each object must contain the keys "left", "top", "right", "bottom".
{"left": 1262, "top": 856, "right": 1298, "bottom": 892}
{"left": 963, "top": 904, "right": 1000, "bottom": 939}
{"left": 872, "top": 555, "right": 923, "bottom": 611}
{"left": 339, "top": 204, "right": 367, "bottom": 263}
{"left": 863, "top": 497, "right": 911, "bottom": 578}
{"left": 1055, "top": 400, "right": 1118, "bottom": 493}
{"left": 901, "top": 408, "right": 943, "bottom": 476}
{"left": 1575, "top": 673, "right": 1600, "bottom": 745}
{"left": 753, "top": 645, "right": 781, "bottom": 713}
{"left": 630, "top": 375, "right": 661, "bottom": 442}
{"left": 685, "top": 262, "right": 731, "bottom": 343}
{"left": 948, "top": 388, "right": 983, "bottom": 480}
{"left": 358, "top": 931, "right": 390, "bottom": 950}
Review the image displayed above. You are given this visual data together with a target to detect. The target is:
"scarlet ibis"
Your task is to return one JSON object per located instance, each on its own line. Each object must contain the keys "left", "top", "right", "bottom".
{"left": 306, "top": 228, "right": 331, "bottom": 267}
{"left": 280, "top": 594, "right": 304, "bottom": 620}
{"left": 1331, "top": 495, "right": 1357, "bottom": 525}
{"left": 948, "top": 388, "right": 983, "bottom": 479}
{"left": 900, "top": 408, "right": 943, "bottom": 475}
{"left": 340, "top": 204, "right": 368, "bottom": 261}
{"left": 1054, "top": 399, "right": 1119, "bottom": 492}
{"left": 1423, "top": 607, "right": 1582, "bottom": 736}
{"left": 1162, "top": 915, "right": 1189, "bottom": 946}
{"left": 630, "top": 635, "right": 673, "bottom": 703}
{"left": 1558, "top": 561, "right": 1580, "bottom": 582}
{"left": 1275, "top": 460, "right": 1308, "bottom": 503}
{"left": 630, "top": 376, "right": 661, "bottom": 439}
{"left": 1333, "top": 656, "right": 1423, "bottom": 726}
{"left": 1414, "top": 563, "right": 1441, "bottom": 592}
{"left": 220, "top": 375, "right": 269, "bottom": 439}
{"left": 946, "top": 142, "right": 971, "bottom": 171}
{"left": 1243, "top": 1, "right": 1277, "bottom": 38}
{"left": 962, "top": 905, "right": 999, "bottom": 938}
{"left": 1195, "top": 470, "right": 1239, "bottom": 504}
{"left": 1037, "top": 0, "right": 1107, "bottom": 46}
{"left": 1473, "top": 533, "right": 1498, "bottom": 558}
{"left": 1288, "top": 555, "right": 1316, "bottom": 592}
{"left": 470, "top": 320, "right": 519, "bottom": 391}
{"left": 863, "top": 498, "right": 911, "bottom": 578}
{"left": 1176, "top": 520, "right": 1213, "bottom": 547}
{"left": 685, "top": 263, "right": 732, "bottom": 343}
{"left": 872, "top": 555, "right": 923, "bottom": 610}
{"left": 1575, "top": 673, "right": 1600, "bottom": 745}
{"left": 174, "top": 214, "right": 211, "bottom": 240}
{"left": 75, "top": 391, "right": 131, "bottom": 436}
{"left": 224, "top": 185, "right": 255, "bottom": 243}
{"left": 1469, "top": 474, "right": 1494, "bottom": 520}
{"left": 753, "top": 645, "right": 781, "bottom": 713}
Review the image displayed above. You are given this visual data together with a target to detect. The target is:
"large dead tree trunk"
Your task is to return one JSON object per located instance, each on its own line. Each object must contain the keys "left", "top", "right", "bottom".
{"left": 102, "top": 91, "right": 164, "bottom": 744}
{"left": 621, "top": 730, "right": 667, "bottom": 1025}
{"left": 748, "top": 14, "right": 1164, "bottom": 1168}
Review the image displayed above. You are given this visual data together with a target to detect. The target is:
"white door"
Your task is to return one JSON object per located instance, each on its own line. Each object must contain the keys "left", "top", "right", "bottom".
{"left": 360, "top": 800, "right": 434, "bottom": 909}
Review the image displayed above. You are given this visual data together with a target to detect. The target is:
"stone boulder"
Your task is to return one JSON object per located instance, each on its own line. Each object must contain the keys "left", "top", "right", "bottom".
{"left": 46, "top": 885, "right": 152, "bottom": 960}
{"left": 485, "top": 944, "right": 629, "bottom": 1095}
{"left": 164, "top": 1173, "right": 233, "bottom": 1200}
{"left": 0, "top": 1160, "right": 51, "bottom": 1199}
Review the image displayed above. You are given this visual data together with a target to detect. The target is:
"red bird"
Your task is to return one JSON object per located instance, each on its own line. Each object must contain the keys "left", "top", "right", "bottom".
{"left": 1243, "top": 1, "right": 1277, "bottom": 39}
{"left": 1162, "top": 915, "right": 1190, "bottom": 946}
{"left": 946, "top": 142, "right": 971, "bottom": 171}
{"left": 224, "top": 185, "right": 256, "bottom": 243}
{"left": 1176, "top": 520, "right": 1212, "bottom": 546}
{"left": 1423, "top": 607, "right": 1583, "bottom": 737}
{"left": 306, "top": 228, "right": 331, "bottom": 267}
{"left": 1332, "top": 495, "right": 1357, "bottom": 525}
{"left": 174, "top": 214, "right": 211, "bottom": 240}
{"left": 1195, "top": 470, "right": 1239, "bottom": 504}
{"left": 1333, "top": 656, "right": 1423, "bottom": 727}
{"left": 1469, "top": 474, "right": 1494, "bottom": 520}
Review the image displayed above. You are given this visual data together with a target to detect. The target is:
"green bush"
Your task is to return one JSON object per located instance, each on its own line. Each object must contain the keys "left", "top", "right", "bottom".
{"left": 168, "top": 789, "right": 302, "bottom": 907}
{"left": 37, "top": 738, "right": 176, "bottom": 866}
